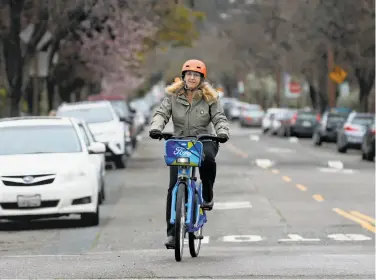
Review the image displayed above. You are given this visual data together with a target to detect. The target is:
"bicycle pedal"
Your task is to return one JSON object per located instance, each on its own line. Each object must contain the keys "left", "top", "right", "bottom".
{"left": 201, "top": 206, "right": 213, "bottom": 211}
{"left": 165, "top": 244, "right": 175, "bottom": 250}
{"left": 195, "top": 235, "right": 204, "bottom": 240}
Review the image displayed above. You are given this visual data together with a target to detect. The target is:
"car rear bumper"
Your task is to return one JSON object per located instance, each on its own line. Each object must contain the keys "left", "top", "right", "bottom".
{"left": 291, "top": 126, "right": 315, "bottom": 135}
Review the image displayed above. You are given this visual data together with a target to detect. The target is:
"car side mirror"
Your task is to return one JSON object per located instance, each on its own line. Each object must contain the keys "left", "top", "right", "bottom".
{"left": 88, "top": 142, "right": 106, "bottom": 154}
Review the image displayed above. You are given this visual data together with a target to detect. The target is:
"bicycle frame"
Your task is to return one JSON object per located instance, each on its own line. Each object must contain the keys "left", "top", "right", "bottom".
{"left": 163, "top": 137, "right": 207, "bottom": 233}
{"left": 169, "top": 165, "right": 207, "bottom": 232}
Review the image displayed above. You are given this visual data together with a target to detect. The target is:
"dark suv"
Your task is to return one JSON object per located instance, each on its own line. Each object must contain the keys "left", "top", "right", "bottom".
{"left": 312, "top": 110, "right": 349, "bottom": 146}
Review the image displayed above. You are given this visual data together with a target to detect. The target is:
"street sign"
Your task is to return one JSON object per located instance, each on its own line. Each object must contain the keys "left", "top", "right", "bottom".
{"left": 289, "top": 81, "right": 301, "bottom": 94}
{"left": 284, "top": 73, "right": 301, "bottom": 98}
{"left": 329, "top": 65, "right": 348, "bottom": 84}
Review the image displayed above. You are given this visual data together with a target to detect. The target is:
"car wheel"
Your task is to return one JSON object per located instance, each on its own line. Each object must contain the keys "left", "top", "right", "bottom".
{"left": 115, "top": 154, "right": 127, "bottom": 169}
{"left": 81, "top": 204, "right": 99, "bottom": 227}
{"left": 313, "top": 133, "right": 322, "bottom": 146}
{"left": 100, "top": 178, "right": 106, "bottom": 202}
{"left": 337, "top": 143, "right": 347, "bottom": 153}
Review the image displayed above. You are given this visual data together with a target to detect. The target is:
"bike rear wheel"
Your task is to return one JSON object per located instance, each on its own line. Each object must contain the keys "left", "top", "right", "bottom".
{"left": 174, "top": 183, "right": 186, "bottom": 262}
{"left": 189, "top": 193, "right": 202, "bottom": 257}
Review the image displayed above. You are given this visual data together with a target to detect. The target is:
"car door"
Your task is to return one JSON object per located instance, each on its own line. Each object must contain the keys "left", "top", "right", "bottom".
{"left": 83, "top": 122, "right": 106, "bottom": 178}
{"left": 77, "top": 123, "right": 103, "bottom": 180}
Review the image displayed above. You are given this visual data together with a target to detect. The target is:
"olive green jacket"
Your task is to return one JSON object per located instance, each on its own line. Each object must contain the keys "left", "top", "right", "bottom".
{"left": 150, "top": 80, "right": 230, "bottom": 138}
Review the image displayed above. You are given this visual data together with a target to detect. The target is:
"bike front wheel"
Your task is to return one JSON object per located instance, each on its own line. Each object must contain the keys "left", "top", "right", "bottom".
{"left": 189, "top": 193, "right": 202, "bottom": 257}
{"left": 174, "top": 182, "right": 186, "bottom": 262}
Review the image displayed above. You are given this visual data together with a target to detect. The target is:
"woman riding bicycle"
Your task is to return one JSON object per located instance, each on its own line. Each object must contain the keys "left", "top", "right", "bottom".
{"left": 149, "top": 59, "right": 230, "bottom": 247}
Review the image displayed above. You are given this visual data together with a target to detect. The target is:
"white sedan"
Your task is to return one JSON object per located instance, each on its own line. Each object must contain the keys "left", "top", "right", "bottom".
{"left": 74, "top": 118, "right": 106, "bottom": 204}
{"left": 0, "top": 116, "right": 105, "bottom": 226}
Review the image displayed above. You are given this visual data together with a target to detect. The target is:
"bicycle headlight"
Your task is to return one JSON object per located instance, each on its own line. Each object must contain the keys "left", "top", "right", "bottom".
{"left": 176, "top": 157, "right": 190, "bottom": 164}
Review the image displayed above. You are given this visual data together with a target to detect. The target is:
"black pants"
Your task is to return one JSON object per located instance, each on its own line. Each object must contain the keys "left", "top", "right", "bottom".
{"left": 166, "top": 141, "right": 219, "bottom": 236}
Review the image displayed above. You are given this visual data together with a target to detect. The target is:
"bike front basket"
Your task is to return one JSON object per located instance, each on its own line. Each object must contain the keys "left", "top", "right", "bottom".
{"left": 164, "top": 139, "right": 203, "bottom": 167}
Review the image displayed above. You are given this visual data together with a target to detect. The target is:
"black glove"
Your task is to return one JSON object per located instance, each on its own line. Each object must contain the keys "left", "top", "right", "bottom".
{"left": 217, "top": 133, "right": 229, "bottom": 143}
{"left": 149, "top": 129, "right": 162, "bottom": 139}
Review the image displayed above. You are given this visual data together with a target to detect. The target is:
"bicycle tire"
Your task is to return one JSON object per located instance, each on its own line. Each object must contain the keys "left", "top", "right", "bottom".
{"left": 174, "top": 182, "right": 186, "bottom": 262}
{"left": 189, "top": 192, "right": 202, "bottom": 257}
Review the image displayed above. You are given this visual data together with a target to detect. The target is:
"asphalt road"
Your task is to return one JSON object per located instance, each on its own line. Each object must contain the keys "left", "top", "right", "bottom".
{"left": 0, "top": 122, "right": 374, "bottom": 279}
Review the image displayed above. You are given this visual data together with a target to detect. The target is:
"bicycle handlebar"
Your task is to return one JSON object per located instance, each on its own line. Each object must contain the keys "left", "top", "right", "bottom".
{"left": 158, "top": 133, "right": 226, "bottom": 143}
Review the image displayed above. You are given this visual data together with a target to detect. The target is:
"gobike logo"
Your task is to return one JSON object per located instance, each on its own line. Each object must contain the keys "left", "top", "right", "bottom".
{"left": 173, "top": 147, "right": 192, "bottom": 157}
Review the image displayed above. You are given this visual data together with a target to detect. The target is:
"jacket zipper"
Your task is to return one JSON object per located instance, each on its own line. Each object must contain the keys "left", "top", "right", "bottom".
{"left": 187, "top": 103, "right": 191, "bottom": 135}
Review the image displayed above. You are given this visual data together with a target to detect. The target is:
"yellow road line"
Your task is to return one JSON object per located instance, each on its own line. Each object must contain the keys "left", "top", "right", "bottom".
{"left": 350, "top": 211, "right": 376, "bottom": 225}
{"left": 282, "top": 176, "right": 292, "bottom": 182}
{"left": 312, "top": 194, "right": 324, "bottom": 202}
{"left": 271, "top": 169, "right": 280, "bottom": 174}
{"left": 226, "top": 143, "right": 249, "bottom": 158}
{"left": 333, "top": 208, "right": 376, "bottom": 233}
{"left": 296, "top": 184, "right": 307, "bottom": 191}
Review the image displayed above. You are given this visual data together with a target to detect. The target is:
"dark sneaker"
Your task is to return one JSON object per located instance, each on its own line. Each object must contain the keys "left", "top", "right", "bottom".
{"left": 201, "top": 200, "right": 214, "bottom": 210}
{"left": 164, "top": 236, "right": 175, "bottom": 249}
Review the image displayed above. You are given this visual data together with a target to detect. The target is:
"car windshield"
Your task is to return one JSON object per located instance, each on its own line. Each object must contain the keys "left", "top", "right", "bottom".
{"left": 298, "top": 112, "right": 316, "bottom": 120}
{"left": 110, "top": 100, "right": 130, "bottom": 117}
{"left": 246, "top": 110, "right": 264, "bottom": 117}
{"left": 328, "top": 113, "right": 347, "bottom": 122}
{"left": 352, "top": 116, "right": 374, "bottom": 126}
{"left": 58, "top": 107, "right": 114, "bottom": 123}
{"left": 0, "top": 125, "right": 82, "bottom": 155}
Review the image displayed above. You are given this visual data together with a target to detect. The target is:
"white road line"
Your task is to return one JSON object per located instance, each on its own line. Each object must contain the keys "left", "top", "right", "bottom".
{"left": 249, "top": 135, "right": 260, "bottom": 141}
{"left": 289, "top": 137, "right": 299, "bottom": 143}
{"left": 0, "top": 232, "right": 372, "bottom": 258}
{"left": 184, "top": 236, "right": 209, "bottom": 244}
{"left": 214, "top": 201, "right": 252, "bottom": 210}
{"left": 255, "top": 159, "right": 274, "bottom": 169}
{"left": 327, "top": 234, "right": 372, "bottom": 241}
{"left": 278, "top": 234, "right": 320, "bottom": 242}
{"left": 328, "top": 160, "right": 344, "bottom": 170}
{"left": 221, "top": 235, "right": 263, "bottom": 242}
{"left": 317, "top": 167, "right": 356, "bottom": 174}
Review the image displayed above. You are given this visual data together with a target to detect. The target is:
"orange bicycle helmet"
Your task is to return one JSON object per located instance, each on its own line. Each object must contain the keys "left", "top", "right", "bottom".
{"left": 181, "top": 59, "right": 207, "bottom": 78}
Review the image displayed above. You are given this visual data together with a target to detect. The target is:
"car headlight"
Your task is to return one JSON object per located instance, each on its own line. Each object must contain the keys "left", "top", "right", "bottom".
{"left": 60, "top": 170, "right": 87, "bottom": 182}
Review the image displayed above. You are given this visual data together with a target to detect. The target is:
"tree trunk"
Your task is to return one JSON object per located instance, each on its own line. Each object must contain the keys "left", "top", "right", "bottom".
{"left": 3, "top": 0, "right": 25, "bottom": 117}
{"left": 47, "top": 77, "right": 55, "bottom": 111}
{"left": 355, "top": 67, "right": 375, "bottom": 113}
{"left": 308, "top": 84, "right": 318, "bottom": 110}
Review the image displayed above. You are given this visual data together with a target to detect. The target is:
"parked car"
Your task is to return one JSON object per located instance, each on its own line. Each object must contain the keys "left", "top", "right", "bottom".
{"left": 312, "top": 110, "right": 349, "bottom": 146}
{"left": 274, "top": 109, "right": 298, "bottom": 137}
{"left": 261, "top": 108, "right": 284, "bottom": 133}
{"left": 288, "top": 108, "right": 320, "bottom": 137}
{"left": 361, "top": 119, "right": 375, "bottom": 161}
{"left": 0, "top": 116, "right": 104, "bottom": 225}
{"left": 56, "top": 101, "right": 130, "bottom": 168}
{"left": 336, "top": 112, "right": 375, "bottom": 153}
{"left": 75, "top": 118, "right": 106, "bottom": 204}
{"left": 222, "top": 98, "right": 241, "bottom": 121}
{"left": 87, "top": 94, "right": 140, "bottom": 149}
{"left": 130, "top": 97, "right": 152, "bottom": 125}
{"left": 239, "top": 108, "right": 265, "bottom": 127}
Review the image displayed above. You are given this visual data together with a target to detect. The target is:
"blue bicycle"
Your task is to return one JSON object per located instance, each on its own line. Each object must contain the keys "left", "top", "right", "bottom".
{"left": 158, "top": 132, "right": 225, "bottom": 262}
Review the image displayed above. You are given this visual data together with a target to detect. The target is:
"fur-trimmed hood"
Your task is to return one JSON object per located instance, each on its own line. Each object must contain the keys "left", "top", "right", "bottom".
{"left": 165, "top": 80, "right": 218, "bottom": 104}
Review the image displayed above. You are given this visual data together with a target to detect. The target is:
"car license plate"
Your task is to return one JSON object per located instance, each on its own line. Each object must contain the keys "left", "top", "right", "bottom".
{"left": 17, "top": 195, "right": 41, "bottom": 208}
{"left": 302, "top": 121, "right": 312, "bottom": 127}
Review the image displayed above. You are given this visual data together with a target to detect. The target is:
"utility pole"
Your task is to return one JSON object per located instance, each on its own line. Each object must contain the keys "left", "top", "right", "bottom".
{"left": 271, "top": 2, "right": 280, "bottom": 107}
{"left": 327, "top": 43, "right": 335, "bottom": 108}
{"left": 32, "top": 53, "right": 39, "bottom": 116}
